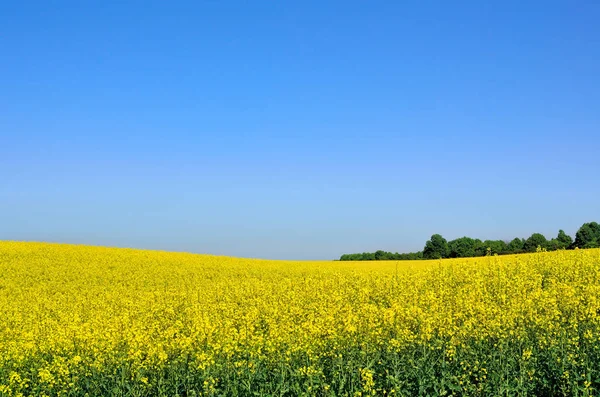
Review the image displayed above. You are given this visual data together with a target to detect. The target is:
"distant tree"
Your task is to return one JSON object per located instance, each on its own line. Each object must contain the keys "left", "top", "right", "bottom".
{"left": 483, "top": 240, "right": 507, "bottom": 255}
{"left": 423, "top": 234, "right": 449, "bottom": 259}
{"left": 363, "top": 252, "right": 375, "bottom": 260}
{"left": 556, "top": 230, "right": 573, "bottom": 249}
{"left": 340, "top": 250, "right": 424, "bottom": 261}
{"left": 506, "top": 238, "right": 525, "bottom": 254}
{"left": 574, "top": 222, "right": 600, "bottom": 249}
{"left": 448, "top": 237, "right": 479, "bottom": 258}
{"left": 338, "top": 222, "right": 597, "bottom": 260}
{"left": 547, "top": 239, "right": 560, "bottom": 251}
{"left": 398, "top": 251, "right": 423, "bottom": 260}
{"left": 523, "top": 233, "right": 548, "bottom": 252}
{"left": 374, "top": 250, "right": 393, "bottom": 260}
{"left": 474, "top": 239, "right": 488, "bottom": 256}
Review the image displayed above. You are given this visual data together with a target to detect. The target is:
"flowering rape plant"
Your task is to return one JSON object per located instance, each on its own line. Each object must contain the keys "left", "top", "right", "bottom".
{"left": 0, "top": 242, "right": 599, "bottom": 396}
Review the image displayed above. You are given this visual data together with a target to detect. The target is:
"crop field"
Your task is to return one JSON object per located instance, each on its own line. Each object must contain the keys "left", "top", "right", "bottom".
{"left": 1, "top": 242, "right": 600, "bottom": 396}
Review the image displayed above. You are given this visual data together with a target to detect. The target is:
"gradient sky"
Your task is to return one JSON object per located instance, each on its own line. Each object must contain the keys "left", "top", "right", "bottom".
{"left": 1, "top": 1, "right": 599, "bottom": 259}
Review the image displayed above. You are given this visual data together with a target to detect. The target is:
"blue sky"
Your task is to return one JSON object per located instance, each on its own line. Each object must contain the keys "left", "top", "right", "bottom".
{"left": 1, "top": 1, "right": 599, "bottom": 259}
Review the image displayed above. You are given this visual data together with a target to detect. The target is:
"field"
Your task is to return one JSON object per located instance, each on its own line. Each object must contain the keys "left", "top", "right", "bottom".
{"left": 1, "top": 242, "right": 600, "bottom": 396}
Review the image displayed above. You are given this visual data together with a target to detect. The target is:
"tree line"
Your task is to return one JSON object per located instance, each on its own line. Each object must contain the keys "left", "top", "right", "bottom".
{"left": 339, "top": 221, "right": 600, "bottom": 261}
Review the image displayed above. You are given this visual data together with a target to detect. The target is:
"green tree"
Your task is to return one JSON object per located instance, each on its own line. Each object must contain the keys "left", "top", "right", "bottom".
{"left": 423, "top": 234, "right": 449, "bottom": 259}
{"left": 338, "top": 223, "right": 596, "bottom": 260}
{"left": 506, "top": 238, "right": 525, "bottom": 254}
{"left": 482, "top": 240, "right": 507, "bottom": 255}
{"left": 448, "top": 237, "right": 479, "bottom": 258}
{"left": 363, "top": 252, "right": 375, "bottom": 260}
{"left": 556, "top": 229, "right": 573, "bottom": 249}
{"left": 547, "top": 238, "right": 560, "bottom": 251}
{"left": 574, "top": 222, "right": 600, "bottom": 249}
{"left": 523, "top": 233, "right": 548, "bottom": 252}
{"left": 374, "top": 250, "right": 392, "bottom": 260}
{"left": 474, "top": 239, "right": 488, "bottom": 256}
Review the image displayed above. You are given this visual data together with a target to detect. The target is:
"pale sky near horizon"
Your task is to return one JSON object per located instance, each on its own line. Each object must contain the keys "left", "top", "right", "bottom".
{"left": 2, "top": 1, "right": 599, "bottom": 259}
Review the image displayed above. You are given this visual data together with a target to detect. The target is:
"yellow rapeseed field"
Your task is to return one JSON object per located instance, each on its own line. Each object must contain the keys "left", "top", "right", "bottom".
{"left": 1, "top": 241, "right": 600, "bottom": 396}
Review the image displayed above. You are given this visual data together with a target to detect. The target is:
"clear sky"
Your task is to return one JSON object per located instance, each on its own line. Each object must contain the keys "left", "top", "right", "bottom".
{"left": 1, "top": 1, "right": 599, "bottom": 259}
